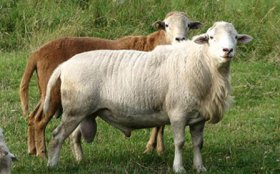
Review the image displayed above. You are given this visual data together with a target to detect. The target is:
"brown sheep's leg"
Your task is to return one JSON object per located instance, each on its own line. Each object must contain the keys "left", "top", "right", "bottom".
{"left": 156, "top": 125, "right": 165, "bottom": 155}
{"left": 27, "top": 102, "right": 40, "bottom": 155}
{"left": 144, "top": 127, "right": 158, "bottom": 153}
{"left": 35, "top": 80, "right": 61, "bottom": 158}
{"left": 34, "top": 100, "right": 58, "bottom": 158}
{"left": 33, "top": 104, "right": 46, "bottom": 158}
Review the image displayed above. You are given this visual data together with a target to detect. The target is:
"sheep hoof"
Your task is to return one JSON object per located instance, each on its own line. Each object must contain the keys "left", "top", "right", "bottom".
{"left": 36, "top": 152, "right": 47, "bottom": 159}
{"left": 173, "top": 165, "right": 186, "bottom": 173}
{"left": 28, "top": 149, "right": 36, "bottom": 156}
{"left": 47, "top": 161, "right": 56, "bottom": 168}
{"left": 193, "top": 165, "right": 207, "bottom": 173}
{"left": 156, "top": 146, "right": 165, "bottom": 156}
{"left": 143, "top": 145, "right": 154, "bottom": 154}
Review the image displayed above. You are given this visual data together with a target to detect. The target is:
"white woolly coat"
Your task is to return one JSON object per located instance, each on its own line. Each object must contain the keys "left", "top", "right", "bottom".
{"left": 45, "top": 40, "right": 231, "bottom": 130}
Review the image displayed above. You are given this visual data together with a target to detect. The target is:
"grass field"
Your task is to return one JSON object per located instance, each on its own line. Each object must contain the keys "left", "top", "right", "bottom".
{"left": 0, "top": 0, "right": 280, "bottom": 173}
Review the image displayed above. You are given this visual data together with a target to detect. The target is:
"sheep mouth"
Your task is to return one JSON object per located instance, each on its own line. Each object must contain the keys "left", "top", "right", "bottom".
{"left": 222, "top": 55, "right": 233, "bottom": 59}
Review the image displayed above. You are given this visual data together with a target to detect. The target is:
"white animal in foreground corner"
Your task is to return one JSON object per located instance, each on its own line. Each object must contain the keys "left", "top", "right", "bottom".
{"left": 0, "top": 128, "right": 17, "bottom": 174}
{"left": 44, "top": 21, "right": 252, "bottom": 173}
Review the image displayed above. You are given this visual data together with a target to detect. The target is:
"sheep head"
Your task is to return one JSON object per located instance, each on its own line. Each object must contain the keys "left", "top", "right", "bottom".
{"left": 153, "top": 11, "right": 202, "bottom": 43}
{"left": 193, "top": 21, "right": 253, "bottom": 63}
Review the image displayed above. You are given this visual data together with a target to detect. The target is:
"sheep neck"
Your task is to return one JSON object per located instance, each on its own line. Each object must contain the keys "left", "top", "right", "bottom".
{"left": 114, "top": 30, "right": 169, "bottom": 51}
{"left": 187, "top": 48, "right": 232, "bottom": 124}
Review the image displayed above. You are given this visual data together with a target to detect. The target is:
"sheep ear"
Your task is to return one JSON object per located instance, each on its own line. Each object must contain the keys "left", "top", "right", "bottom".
{"left": 192, "top": 34, "right": 209, "bottom": 44}
{"left": 152, "top": 21, "right": 165, "bottom": 30}
{"left": 9, "top": 153, "right": 17, "bottom": 161}
{"left": 188, "top": 21, "right": 202, "bottom": 29}
{"left": 237, "top": 34, "right": 253, "bottom": 44}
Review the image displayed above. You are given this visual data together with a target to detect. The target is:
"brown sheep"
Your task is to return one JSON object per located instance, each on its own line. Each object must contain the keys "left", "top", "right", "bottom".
{"left": 19, "top": 11, "right": 202, "bottom": 158}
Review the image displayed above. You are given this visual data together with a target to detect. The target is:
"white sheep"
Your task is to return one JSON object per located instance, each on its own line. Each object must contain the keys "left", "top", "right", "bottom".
{"left": 44, "top": 21, "right": 252, "bottom": 173}
{"left": 19, "top": 11, "right": 202, "bottom": 158}
{"left": 0, "top": 128, "right": 17, "bottom": 174}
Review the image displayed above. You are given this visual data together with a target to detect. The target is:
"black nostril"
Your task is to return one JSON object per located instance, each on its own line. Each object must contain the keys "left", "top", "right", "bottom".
{"left": 223, "top": 48, "right": 233, "bottom": 53}
{"left": 175, "top": 37, "right": 185, "bottom": 42}
{"left": 223, "top": 48, "right": 229, "bottom": 52}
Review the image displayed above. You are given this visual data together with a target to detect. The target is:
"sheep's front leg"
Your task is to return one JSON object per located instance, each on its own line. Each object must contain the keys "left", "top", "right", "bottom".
{"left": 48, "top": 114, "right": 84, "bottom": 167}
{"left": 170, "top": 113, "right": 187, "bottom": 173}
{"left": 144, "top": 127, "right": 158, "bottom": 154}
{"left": 189, "top": 121, "right": 206, "bottom": 173}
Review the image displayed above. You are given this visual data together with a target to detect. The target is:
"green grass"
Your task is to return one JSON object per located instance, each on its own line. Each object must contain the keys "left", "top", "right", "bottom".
{"left": 0, "top": 0, "right": 280, "bottom": 173}
{"left": 1, "top": 0, "right": 280, "bottom": 62}
{"left": 1, "top": 53, "right": 279, "bottom": 173}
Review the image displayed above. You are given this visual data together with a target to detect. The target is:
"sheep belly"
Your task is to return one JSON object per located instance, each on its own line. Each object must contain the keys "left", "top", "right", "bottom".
{"left": 98, "top": 108, "right": 170, "bottom": 129}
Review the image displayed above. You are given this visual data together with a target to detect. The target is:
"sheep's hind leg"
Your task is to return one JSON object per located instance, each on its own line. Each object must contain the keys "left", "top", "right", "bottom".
{"left": 34, "top": 102, "right": 54, "bottom": 158}
{"left": 70, "top": 116, "right": 97, "bottom": 162}
{"left": 27, "top": 102, "right": 40, "bottom": 155}
{"left": 189, "top": 121, "right": 206, "bottom": 173}
{"left": 70, "top": 126, "right": 83, "bottom": 162}
{"left": 48, "top": 113, "right": 85, "bottom": 167}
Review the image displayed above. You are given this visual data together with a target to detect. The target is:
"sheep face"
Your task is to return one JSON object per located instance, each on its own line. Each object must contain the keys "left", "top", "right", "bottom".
{"left": 193, "top": 21, "right": 252, "bottom": 63}
{"left": 0, "top": 128, "right": 17, "bottom": 161}
{"left": 153, "top": 12, "right": 202, "bottom": 43}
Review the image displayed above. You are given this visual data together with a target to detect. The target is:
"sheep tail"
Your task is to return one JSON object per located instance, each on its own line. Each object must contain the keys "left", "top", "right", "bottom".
{"left": 19, "top": 54, "right": 37, "bottom": 117}
{"left": 43, "top": 65, "right": 62, "bottom": 115}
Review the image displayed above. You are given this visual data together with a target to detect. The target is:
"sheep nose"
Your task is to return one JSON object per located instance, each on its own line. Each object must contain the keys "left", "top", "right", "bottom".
{"left": 175, "top": 37, "right": 186, "bottom": 42}
{"left": 223, "top": 48, "right": 233, "bottom": 54}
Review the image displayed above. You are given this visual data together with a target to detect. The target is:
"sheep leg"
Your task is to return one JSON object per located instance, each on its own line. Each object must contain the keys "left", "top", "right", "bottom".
{"left": 33, "top": 104, "right": 47, "bottom": 158}
{"left": 170, "top": 113, "right": 187, "bottom": 173}
{"left": 27, "top": 102, "right": 40, "bottom": 155}
{"left": 70, "top": 116, "right": 97, "bottom": 162}
{"left": 156, "top": 125, "right": 165, "bottom": 155}
{"left": 34, "top": 98, "right": 59, "bottom": 158}
{"left": 189, "top": 121, "right": 206, "bottom": 173}
{"left": 48, "top": 114, "right": 85, "bottom": 167}
{"left": 70, "top": 126, "right": 83, "bottom": 162}
{"left": 144, "top": 127, "right": 158, "bottom": 153}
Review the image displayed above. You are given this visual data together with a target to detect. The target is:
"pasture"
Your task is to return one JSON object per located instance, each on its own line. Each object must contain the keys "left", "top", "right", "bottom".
{"left": 0, "top": 0, "right": 279, "bottom": 173}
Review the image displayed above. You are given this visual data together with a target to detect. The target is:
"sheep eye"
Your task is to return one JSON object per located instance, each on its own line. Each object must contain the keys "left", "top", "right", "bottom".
{"left": 235, "top": 36, "right": 238, "bottom": 39}
{"left": 165, "top": 24, "right": 169, "bottom": 27}
{"left": 210, "top": 36, "right": 213, "bottom": 39}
